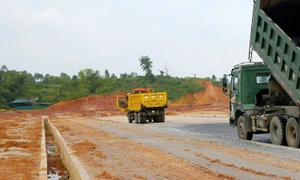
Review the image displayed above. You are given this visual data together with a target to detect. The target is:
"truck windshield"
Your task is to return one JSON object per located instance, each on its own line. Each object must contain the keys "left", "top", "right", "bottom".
{"left": 256, "top": 73, "right": 270, "bottom": 84}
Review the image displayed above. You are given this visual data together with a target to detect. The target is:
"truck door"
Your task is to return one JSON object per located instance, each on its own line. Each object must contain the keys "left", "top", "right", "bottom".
{"left": 230, "top": 75, "right": 239, "bottom": 119}
{"left": 117, "top": 95, "right": 127, "bottom": 108}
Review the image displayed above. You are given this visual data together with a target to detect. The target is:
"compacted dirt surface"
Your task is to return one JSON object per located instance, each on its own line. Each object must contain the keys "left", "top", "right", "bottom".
{"left": 5, "top": 81, "right": 300, "bottom": 179}
{"left": 49, "top": 114, "right": 300, "bottom": 180}
{"left": 51, "top": 114, "right": 232, "bottom": 180}
{"left": 0, "top": 113, "right": 42, "bottom": 180}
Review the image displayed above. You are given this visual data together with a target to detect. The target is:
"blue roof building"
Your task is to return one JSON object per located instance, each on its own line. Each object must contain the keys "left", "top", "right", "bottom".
{"left": 11, "top": 98, "right": 52, "bottom": 110}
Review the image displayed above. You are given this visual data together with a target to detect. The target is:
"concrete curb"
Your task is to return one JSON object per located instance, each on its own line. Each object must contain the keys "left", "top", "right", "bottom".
{"left": 46, "top": 117, "right": 90, "bottom": 180}
{"left": 39, "top": 117, "right": 48, "bottom": 180}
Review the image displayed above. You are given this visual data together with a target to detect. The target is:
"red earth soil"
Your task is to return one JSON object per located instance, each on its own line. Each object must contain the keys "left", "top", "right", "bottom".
{"left": 0, "top": 115, "right": 42, "bottom": 180}
{"left": 168, "top": 81, "right": 229, "bottom": 115}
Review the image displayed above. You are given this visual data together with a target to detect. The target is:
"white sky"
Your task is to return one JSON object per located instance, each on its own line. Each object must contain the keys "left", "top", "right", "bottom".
{"left": 0, "top": 0, "right": 262, "bottom": 79}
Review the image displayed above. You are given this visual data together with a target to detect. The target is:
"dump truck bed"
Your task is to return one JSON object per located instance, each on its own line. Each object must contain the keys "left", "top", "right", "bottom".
{"left": 128, "top": 92, "right": 167, "bottom": 111}
{"left": 251, "top": 0, "right": 300, "bottom": 104}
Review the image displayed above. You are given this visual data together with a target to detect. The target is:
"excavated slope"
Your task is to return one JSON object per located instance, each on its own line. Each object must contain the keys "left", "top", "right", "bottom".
{"left": 169, "top": 81, "right": 228, "bottom": 106}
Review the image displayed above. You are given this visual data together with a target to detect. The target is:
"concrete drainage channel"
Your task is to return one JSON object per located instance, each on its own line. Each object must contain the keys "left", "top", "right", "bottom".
{"left": 42, "top": 116, "right": 90, "bottom": 180}
{"left": 43, "top": 117, "right": 69, "bottom": 179}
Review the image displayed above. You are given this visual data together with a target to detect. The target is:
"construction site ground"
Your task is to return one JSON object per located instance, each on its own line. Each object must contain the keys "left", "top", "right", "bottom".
{"left": 1, "top": 81, "right": 300, "bottom": 179}
{"left": 51, "top": 114, "right": 300, "bottom": 180}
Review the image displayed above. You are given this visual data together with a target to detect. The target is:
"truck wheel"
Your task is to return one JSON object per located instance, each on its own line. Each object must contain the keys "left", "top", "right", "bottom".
{"left": 237, "top": 115, "right": 253, "bottom": 140}
{"left": 135, "top": 113, "right": 140, "bottom": 124}
{"left": 161, "top": 113, "right": 165, "bottom": 122}
{"left": 137, "top": 113, "right": 142, "bottom": 124}
{"left": 270, "top": 116, "right": 286, "bottom": 145}
{"left": 157, "top": 115, "right": 162, "bottom": 122}
{"left": 141, "top": 116, "right": 147, "bottom": 124}
{"left": 127, "top": 114, "right": 132, "bottom": 123}
{"left": 153, "top": 116, "right": 158, "bottom": 122}
{"left": 285, "top": 117, "right": 300, "bottom": 148}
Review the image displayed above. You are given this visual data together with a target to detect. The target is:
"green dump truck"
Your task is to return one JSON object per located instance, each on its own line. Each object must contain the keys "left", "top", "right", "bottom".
{"left": 116, "top": 88, "right": 168, "bottom": 124}
{"left": 223, "top": 0, "right": 300, "bottom": 147}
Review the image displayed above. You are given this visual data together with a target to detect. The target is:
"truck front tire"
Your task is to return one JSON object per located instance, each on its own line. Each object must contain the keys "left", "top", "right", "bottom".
{"left": 237, "top": 115, "right": 253, "bottom": 140}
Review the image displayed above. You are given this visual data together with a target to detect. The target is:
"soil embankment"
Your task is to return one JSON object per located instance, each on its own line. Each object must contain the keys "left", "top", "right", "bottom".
{"left": 168, "top": 81, "right": 229, "bottom": 115}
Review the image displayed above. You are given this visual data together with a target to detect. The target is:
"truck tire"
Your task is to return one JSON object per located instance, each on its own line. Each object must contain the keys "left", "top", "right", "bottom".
{"left": 127, "top": 114, "right": 132, "bottom": 123}
{"left": 153, "top": 116, "right": 159, "bottom": 123}
{"left": 161, "top": 112, "right": 165, "bottom": 122}
{"left": 141, "top": 116, "right": 147, "bottom": 124}
{"left": 158, "top": 115, "right": 164, "bottom": 122}
{"left": 270, "top": 116, "right": 286, "bottom": 145}
{"left": 237, "top": 115, "right": 253, "bottom": 140}
{"left": 137, "top": 113, "right": 142, "bottom": 124}
{"left": 157, "top": 115, "right": 161, "bottom": 122}
{"left": 285, "top": 117, "right": 300, "bottom": 148}
{"left": 135, "top": 113, "right": 140, "bottom": 124}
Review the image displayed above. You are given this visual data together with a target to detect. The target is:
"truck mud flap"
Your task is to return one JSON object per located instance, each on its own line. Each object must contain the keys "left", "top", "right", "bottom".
{"left": 244, "top": 113, "right": 253, "bottom": 132}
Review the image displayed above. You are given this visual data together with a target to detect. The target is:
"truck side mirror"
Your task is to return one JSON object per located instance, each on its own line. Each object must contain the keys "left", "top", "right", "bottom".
{"left": 222, "top": 75, "right": 228, "bottom": 93}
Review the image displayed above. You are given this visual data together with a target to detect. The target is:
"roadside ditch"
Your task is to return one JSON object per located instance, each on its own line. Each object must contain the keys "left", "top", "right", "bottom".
{"left": 44, "top": 119, "right": 69, "bottom": 179}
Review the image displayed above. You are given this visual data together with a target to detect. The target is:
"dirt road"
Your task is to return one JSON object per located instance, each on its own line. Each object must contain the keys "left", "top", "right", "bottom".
{"left": 49, "top": 114, "right": 300, "bottom": 180}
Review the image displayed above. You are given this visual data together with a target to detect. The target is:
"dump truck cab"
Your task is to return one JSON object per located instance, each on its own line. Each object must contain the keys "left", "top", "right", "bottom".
{"left": 226, "top": 62, "right": 271, "bottom": 127}
{"left": 223, "top": 62, "right": 299, "bottom": 146}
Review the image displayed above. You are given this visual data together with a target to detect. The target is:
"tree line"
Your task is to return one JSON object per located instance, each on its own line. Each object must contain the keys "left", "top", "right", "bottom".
{"left": 0, "top": 56, "right": 220, "bottom": 109}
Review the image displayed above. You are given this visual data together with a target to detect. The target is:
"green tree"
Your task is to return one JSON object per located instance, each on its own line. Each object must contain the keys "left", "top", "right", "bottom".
{"left": 72, "top": 75, "right": 78, "bottom": 80}
{"left": 47, "top": 76, "right": 63, "bottom": 85}
{"left": 34, "top": 73, "right": 44, "bottom": 82}
{"left": 120, "top": 73, "right": 129, "bottom": 78}
{"left": 111, "top": 73, "right": 117, "bottom": 79}
{"left": 0, "top": 70, "right": 5, "bottom": 84}
{"left": 60, "top": 72, "right": 71, "bottom": 82}
{"left": 78, "top": 69, "right": 101, "bottom": 93}
{"left": 130, "top": 72, "right": 138, "bottom": 77}
{"left": 159, "top": 70, "right": 164, "bottom": 76}
{"left": 139, "top": 56, "right": 153, "bottom": 76}
{"left": 43, "top": 74, "right": 50, "bottom": 84}
{"left": 105, "top": 70, "right": 110, "bottom": 78}
{"left": 1, "top": 65, "right": 8, "bottom": 72}
{"left": 212, "top": 74, "right": 217, "bottom": 81}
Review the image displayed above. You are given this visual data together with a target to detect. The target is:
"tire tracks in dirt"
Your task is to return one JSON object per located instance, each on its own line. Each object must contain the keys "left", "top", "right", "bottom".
{"left": 51, "top": 116, "right": 299, "bottom": 179}
{"left": 117, "top": 124, "right": 297, "bottom": 179}
{"left": 51, "top": 117, "right": 233, "bottom": 180}
{"left": 94, "top": 119, "right": 297, "bottom": 179}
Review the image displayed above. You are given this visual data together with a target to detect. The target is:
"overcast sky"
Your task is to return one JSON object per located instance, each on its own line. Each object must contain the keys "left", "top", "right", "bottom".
{"left": 0, "top": 0, "right": 262, "bottom": 79}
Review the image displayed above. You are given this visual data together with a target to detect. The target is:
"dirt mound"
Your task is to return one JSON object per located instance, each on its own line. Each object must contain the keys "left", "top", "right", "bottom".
{"left": 168, "top": 81, "right": 229, "bottom": 114}
{"left": 46, "top": 94, "right": 120, "bottom": 112}
{"left": 169, "top": 81, "right": 228, "bottom": 106}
